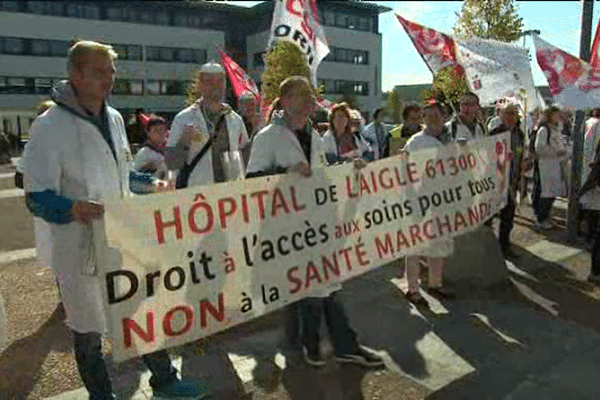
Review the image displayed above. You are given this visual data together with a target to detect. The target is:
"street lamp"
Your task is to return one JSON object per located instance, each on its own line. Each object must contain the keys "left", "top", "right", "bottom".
{"left": 519, "top": 29, "right": 541, "bottom": 47}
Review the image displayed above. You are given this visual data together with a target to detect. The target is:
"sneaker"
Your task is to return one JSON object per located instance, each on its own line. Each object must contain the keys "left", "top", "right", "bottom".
{"left": 302, "top": 345, "right": 326, "bottom": 367}
{"left": 153, "top": 379, "right": 211, "bottom": 399}
{"left": 336, "top": 346, "right": 385, "bottom": 368}
{"left": 405, "top": 291, "right": 428, "bottom": 307}
{"left": 588, "top": 274, "right": 600, "bottom": 285}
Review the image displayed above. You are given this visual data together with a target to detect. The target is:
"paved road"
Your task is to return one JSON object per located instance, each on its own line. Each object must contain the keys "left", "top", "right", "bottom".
{"left": 4, "top": 159, "right": 600, "bottom": 400}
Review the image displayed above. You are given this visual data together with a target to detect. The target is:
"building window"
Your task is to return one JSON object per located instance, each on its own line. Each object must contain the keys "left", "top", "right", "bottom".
{"left": 3, "top": 37, "right": 24, "bottom": 54}
{"left": 331, "top": 80, "right": 369, "bottom": 96}
{"left": 130, "top": 80, "right": 143, "bottom": 95}
{"left": 34, "top": 78, "right": 52, "bottom": 94}
{"left": 335, "top": 13, "right": 347, "bottom": 28}
{"left": 27, "top": 1, "right": 64, "bottom": 15}
{"left": 147, "top": 46, "right": 205, "bottom": 63}
{"left": 50, "top": 40, "right": 69, "bottom": 56}
{"left": 145, "top": 80, "right": 160, "bottom": 95}
{"left": 106, "top": 6, "right": 126, "bottom": 21}
{"left": 113, "top": 79, "right": 143, "bottom": 95}
{"left": 0, "top": 1, "right": 19, "bottom": 11}
{"left": 112, "top": 44, "right": 142, "bottom": 61}
{"left": 6, "top": 77, "right": 30, "bottom": 94}
{"left": 66, "top": 3, "right": 99, "bottom": 20}
{"left": 359, "top": 17, "right": 370, "bottom": 31}
{"left": 162, "top": 81, "right": 184, "bottom": 95}
{"left": 31, "top": 39, "right": 51, "bottom": 56}
{"left": 174, "top": 13, "right": 201, "bottom": 28}
{"left": 155, "top": 11, "right": 169, "bottom": 25}
{"left": 324, "top": 47, "right": 369, "bottom": 65}
{"left": 177, "top": 49, "right": 194, "bottom": 63}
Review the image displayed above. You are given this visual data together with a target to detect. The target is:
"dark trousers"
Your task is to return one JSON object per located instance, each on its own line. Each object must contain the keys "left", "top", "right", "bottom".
{"left": 499, "top": 195, "right": 517, "bottom": 250}
{"left": 532, "top": 161, "right": 555, "bottom": 223}
{"left": 298, "top": 294, "right": 359, "bottom": 356}
{"left": 73, "top": 331, "right": 178, "bottom": 400}
{"left": 532, "top": 161, "right": 541, "bottom": 216}
{"left": 536, "top": 198, "right": 555, "bottom": 223}
{"left": 592, "top": 226, "right": 600, "bottom": 276}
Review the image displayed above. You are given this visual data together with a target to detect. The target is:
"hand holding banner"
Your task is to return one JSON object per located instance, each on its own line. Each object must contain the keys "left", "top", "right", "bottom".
{"left": 101, "top": 135, "right": 510, "bottom": 362}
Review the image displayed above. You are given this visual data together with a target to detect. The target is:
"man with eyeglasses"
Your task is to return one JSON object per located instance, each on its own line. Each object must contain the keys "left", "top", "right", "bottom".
{"left": 446, "top": 91, "right": 487, "bottom": 143}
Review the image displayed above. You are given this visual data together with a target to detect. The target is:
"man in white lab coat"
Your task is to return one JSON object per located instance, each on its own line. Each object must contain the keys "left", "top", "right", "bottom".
{"left": 24, "top": 41, "right": 208, "bottom": 400}
{"left": 165, "top": 62, "right": 249, "bottom": 188}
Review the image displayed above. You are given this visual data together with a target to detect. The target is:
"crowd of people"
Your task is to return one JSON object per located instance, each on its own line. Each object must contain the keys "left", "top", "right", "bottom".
{"left": 12, "top": 39, "right": 600, "bottom": 399}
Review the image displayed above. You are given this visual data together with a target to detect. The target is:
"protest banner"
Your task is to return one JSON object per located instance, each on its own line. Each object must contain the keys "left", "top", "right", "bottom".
{"left": 267, "top": 0, "right": 330, "bottom": 85}
{"left": 533, "top": 34, "right": 600, "bottom": 109}
{"left": 102, "top": 134, "right": 509, "bottom": 362}
{"left": 456, "top": 37, "right": 541, "bottom": 108}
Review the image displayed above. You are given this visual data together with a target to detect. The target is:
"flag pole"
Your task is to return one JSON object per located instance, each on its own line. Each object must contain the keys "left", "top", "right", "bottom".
{"left": 567, "top": 0, "right": 594, "bottom": 240}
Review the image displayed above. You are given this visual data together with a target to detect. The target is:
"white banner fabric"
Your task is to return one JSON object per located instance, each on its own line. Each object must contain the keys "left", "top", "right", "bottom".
{"left": 457, "top": 37, "right": 541, "bottom": 108}
{"left": 102, "top": 135, "right": 509, "bottom": 362}
{"left": 267, "top": 0, "right": 330, "bottom": 86}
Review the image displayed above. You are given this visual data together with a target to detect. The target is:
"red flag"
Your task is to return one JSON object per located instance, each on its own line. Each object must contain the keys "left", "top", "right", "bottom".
{"left": 395, "top": 14, "right": 464, "bottom": 77}
{"left": 218, "top": 50, "right": 260, "bottom": 103}
{"left": 533, "top": 35, "right": 600, "bottom": 108}
{"left": 590, "top": 17, "right": 600, "bottom": 68}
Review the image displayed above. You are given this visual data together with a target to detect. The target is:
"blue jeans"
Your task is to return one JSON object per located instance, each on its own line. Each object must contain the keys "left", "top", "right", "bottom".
{"left": 298, "top": 294, "right": 359, "bottom": 356}
{"left": 73, "top": 330, "right": 178, "bottom": 400}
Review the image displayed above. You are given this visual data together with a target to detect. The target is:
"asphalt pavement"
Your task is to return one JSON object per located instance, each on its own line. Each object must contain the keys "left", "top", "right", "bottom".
{"left": 2, "top": 159, "right": 600, "bottom": 400}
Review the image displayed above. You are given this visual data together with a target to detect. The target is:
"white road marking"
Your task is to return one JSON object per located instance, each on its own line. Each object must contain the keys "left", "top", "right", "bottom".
{"left": 0, "top": 188, "right": 24, "bottom": 199}
{"left": 0, "top": 248, "right": 36, "bottom": 265}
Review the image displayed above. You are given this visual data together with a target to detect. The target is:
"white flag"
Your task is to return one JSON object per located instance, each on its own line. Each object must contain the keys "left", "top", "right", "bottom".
{"left": 456, "top": 37, "right": 541, "bottom": 108}
{"left": 533, "top": 34, "right": 600, "bottom": 109}
{"left": 268, "top": 0, "right": 330, "bottom": 86}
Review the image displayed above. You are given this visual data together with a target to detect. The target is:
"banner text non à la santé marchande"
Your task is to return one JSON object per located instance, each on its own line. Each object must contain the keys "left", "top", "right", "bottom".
{"left": 102, "top": 134, "right": 509, "bottom": 361}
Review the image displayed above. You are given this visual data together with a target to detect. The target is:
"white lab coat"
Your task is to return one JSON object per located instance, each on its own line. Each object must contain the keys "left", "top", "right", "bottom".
{"left": 535, "top": 125, "right": 568, "bottom": 198}
{"left": 404, "top": 132, "right": 454, "bottom": 257}
{"left": 246, "top": 123, "right": 323, "bottom": 174}
{"left": 580, "top": 117, "right": 600, "bottom": 210}
{"left": 320, "top": 130, "right": 372, "bottom": 162}
{"left": 446, "top": 117, "right": 486, "bottom": 142}
{"left": 24, "top": 104, "right": 131, "bottom": 333}
{"left": 168, "top": 101, "right": 249, "bottom": 187}
{"left": 246, "top": 122, "right": 340, "bottom": 297}
{"left": 19, "top": 143, "right": 52, "bottom": 269}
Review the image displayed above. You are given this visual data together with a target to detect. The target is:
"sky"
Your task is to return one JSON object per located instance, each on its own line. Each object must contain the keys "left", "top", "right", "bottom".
{"left": 228, "top": 1, "right": 600, "bottom": 92}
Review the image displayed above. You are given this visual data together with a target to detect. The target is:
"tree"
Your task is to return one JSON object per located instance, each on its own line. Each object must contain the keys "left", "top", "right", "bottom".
{"left": 452, "top": 0, "right": 524, "bottom": 42}
{"left": 387, "top": 86, "right": 403, "bottom": 123}
{"left": 424, "top": 67, "right": 468, "bottom": 110}
{"left": 429, "top": 0, "right": 524, "bottom": 108}
{"left": 261, "top": 41, "right": 312, "bottom": 109}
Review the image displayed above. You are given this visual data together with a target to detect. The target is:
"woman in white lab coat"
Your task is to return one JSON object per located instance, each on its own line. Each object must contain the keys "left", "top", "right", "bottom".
{"left": 246, "top": 76, "right": 383, "bottom": 369}
{"left": 321, "top": 102, "right": 374, "bottom": 165}
{"left": 533, "top": 106, "right": 567, "bottom": 230}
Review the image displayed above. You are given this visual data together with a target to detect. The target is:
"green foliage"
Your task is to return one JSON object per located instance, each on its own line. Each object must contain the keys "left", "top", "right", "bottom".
{"left": 261, "top": 42, "right": 312, "bottom": 109}
{"left": 452, "top": 0, "right": 524, "bottom": 42}
{"left": 425, "top": 67, "right": 469, "bottom": 110}
{"left": 387, "top": 86, "right": 403, "bottom": 123}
